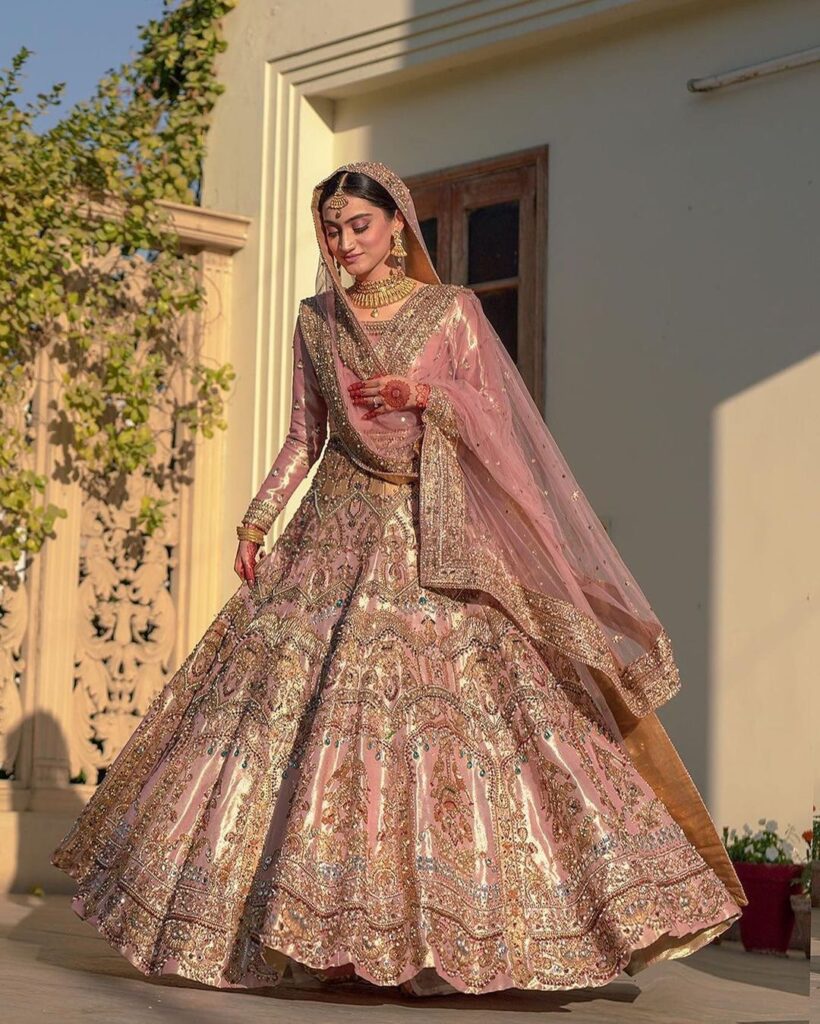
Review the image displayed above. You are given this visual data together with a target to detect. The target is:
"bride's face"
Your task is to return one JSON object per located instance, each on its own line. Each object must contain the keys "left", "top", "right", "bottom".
{"left": 322, "top": 195, "right": 404, "bottom": 279}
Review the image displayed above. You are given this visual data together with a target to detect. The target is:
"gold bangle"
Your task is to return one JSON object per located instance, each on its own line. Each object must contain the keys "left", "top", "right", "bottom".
{"left": 244, "top": 497, "right": 276, "bottom": 532}
{"left": 236, "top": 524, "right": 265, "bottom": 544}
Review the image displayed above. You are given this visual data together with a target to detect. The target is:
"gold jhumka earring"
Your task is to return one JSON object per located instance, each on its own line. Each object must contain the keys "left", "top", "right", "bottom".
{"left": 390, "top": 228, "right": 407, "bottom": 259}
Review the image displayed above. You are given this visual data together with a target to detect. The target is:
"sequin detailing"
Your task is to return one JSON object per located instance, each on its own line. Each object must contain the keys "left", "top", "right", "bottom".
{"left": 51, "top": 159, "right": 743, "bottom": 997}
{"left": 298, "top": 296, "right": 422, "bottom": 481}
{"left": 52, "top": 442, "right": 742, "bottom": 994}
{"left": 335, "top": 160, "right": 413, "bottom": 213}
{"left": 423, "top": 384, "right": 461, "bottom": 441}
{"left": 334, "top": 283, "right": 462, "bottom": 380}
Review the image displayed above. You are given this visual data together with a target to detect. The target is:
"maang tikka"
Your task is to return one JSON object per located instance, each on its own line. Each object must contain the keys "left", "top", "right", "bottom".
{"left": 328, "top": 176, "right": 349, "bottom": 216}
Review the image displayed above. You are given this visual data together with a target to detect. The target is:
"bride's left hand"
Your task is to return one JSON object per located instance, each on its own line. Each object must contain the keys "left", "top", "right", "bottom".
{"left": 348, "top": 375, "right": 430, "bottom": 420}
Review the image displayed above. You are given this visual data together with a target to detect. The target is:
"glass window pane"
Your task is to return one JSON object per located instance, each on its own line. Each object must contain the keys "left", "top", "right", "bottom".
{"left": 468, "top": 202, "right": 518, "bottom": 283}
{"left": 419, "top": 217, "right": 438, "bottom": 272}
{"left": 479, "top": 287, "right": 518, "bottom": 363}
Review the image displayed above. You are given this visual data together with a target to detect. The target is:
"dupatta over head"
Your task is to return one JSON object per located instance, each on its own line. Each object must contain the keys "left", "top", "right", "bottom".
{"left": 299, "top": 160, "right": 747, "bottom": 919}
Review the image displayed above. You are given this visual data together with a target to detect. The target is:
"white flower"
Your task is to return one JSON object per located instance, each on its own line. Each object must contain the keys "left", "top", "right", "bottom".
{"left": 743, "top": 824, "right": 752, "bottom": 835}
{"left": 745, "top": 844, "right": 754, "bottom": 855}
{"left": 765, "top": 819, "right": 778, "bottom": 832}
{"left": 758, "top": 818, "right": 766, "bottom": 826}
{"left": 764, "top": 846, "right": 778, "bottom": 861}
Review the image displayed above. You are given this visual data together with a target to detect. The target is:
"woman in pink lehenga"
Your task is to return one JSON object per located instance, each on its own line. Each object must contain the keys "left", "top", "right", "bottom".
{"left": 52, "top": 161, "right": 746, "bottom": 999}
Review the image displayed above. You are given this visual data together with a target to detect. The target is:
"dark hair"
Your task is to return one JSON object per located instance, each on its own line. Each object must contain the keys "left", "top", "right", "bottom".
{"left": 318, "top": 170, "right": 398, "bottom": 218}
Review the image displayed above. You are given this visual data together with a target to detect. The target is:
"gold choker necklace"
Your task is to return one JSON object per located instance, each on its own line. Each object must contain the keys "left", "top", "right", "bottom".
{"left": 347, "top": 270, "right": 416, "bottom": 317}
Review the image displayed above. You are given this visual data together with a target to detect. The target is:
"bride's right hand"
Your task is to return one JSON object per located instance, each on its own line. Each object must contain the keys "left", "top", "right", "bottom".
{"left": 234, "top": 539, "right": 262, "bottom": 585}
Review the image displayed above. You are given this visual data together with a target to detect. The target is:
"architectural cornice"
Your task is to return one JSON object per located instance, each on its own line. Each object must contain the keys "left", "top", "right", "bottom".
{"left": 159, "top": 200, "right": 252, "bottom": 254}
{"left": 269, "top": 0, "right": 694, "bottom": 96}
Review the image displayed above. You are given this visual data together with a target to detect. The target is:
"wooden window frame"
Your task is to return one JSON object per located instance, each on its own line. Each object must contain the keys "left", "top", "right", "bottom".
{"left": 405, "top": 146, "right": 548, "bottom": 411}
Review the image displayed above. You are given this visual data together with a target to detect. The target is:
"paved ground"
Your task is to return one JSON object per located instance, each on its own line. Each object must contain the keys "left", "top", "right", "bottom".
{"left": 1, "top": 895, "right": 810, "bottom": 1023}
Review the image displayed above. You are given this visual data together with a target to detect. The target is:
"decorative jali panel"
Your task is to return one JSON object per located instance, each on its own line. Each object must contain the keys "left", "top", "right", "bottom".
{"left": 0, "top": 204, "right": 248, "bottom": 802}
{"left": 71, "top": 490, "right": 180, "bottom": 785}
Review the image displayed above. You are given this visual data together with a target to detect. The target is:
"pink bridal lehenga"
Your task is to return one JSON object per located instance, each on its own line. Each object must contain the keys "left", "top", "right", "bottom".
{"left": 52, "top": 161, "right": 746, "bottom": 998}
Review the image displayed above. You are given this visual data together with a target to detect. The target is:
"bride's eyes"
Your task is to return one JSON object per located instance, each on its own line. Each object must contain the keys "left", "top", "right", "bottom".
{"left": 327, "top": 222, "right": 369, "bottom": 240}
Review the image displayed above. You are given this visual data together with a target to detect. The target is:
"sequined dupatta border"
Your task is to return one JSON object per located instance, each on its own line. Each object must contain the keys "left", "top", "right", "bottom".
{"left": 333, "top": 283, "right": 462, "bottom": 382}
{"left": 302, "top": 288, "right": 686, "bottom": 723}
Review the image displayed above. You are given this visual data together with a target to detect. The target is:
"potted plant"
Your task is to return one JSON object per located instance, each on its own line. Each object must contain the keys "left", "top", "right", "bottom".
{"left": 722, "top": 819, "right": 804, "bottom": 954}
{"left": 786, "top": 823, "right": 812, "bottom": 958}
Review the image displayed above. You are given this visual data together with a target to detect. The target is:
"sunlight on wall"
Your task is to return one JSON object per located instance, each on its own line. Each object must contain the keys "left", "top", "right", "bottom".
{"left": 710, "top": 352, "right": 819, "bottom": 841}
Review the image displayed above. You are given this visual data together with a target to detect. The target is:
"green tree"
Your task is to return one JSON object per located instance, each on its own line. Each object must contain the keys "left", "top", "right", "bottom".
{"left": 0, "top": 0, "right": 238, "bottom": 586}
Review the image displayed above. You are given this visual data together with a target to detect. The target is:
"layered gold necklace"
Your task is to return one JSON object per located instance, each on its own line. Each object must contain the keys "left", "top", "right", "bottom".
{"left": 347, "top": 268, "right": 416, "bottom": 318}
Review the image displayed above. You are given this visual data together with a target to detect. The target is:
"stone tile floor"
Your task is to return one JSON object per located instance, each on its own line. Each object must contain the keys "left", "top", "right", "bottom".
{"left": 1, "top": 895, "right": 810, "bottom": 1024}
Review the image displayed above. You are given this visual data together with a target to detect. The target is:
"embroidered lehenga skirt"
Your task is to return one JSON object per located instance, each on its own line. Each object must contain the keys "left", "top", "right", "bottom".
{"left": 51, "top": 437, "right": 742, "bottom": 995}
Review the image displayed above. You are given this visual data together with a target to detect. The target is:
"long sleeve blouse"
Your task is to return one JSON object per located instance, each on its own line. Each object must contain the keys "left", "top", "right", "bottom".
{"left": 241, "top": 321, "right": 328, "bottom": 533}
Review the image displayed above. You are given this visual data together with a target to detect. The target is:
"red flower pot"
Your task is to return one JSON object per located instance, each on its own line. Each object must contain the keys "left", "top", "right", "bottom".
{"left": 732, "top": 861, "right": 804, "bottom": 953}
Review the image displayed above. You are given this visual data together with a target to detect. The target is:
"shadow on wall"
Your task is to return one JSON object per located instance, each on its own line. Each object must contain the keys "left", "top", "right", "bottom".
{"left": 3, "top": 711, "right": 86, "bottom": 896}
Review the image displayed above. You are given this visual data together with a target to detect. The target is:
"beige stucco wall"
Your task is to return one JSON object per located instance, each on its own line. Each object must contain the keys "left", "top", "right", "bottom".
{"left": 201, "top": 0, "right": 819, "bottom": 847}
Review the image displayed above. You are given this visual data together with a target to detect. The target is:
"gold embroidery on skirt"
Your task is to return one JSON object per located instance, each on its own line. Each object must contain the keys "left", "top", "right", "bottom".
{"left": 52, "top": 441, "right": 742, "bottom": 994}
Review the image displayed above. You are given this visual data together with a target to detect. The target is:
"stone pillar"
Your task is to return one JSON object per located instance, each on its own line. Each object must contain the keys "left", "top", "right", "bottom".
{"left": 28, "top": 354, "right": 84, "bottom": 814}
{"left": 176, "top": 248, "right": 236, "bottom": 655}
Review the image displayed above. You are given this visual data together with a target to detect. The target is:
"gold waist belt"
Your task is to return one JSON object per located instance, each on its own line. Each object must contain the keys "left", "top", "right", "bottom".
{"left": 326, "top": 435, "right": 418, "bottom": 492}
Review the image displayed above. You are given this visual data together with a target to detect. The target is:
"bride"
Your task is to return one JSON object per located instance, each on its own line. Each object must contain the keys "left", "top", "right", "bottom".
{"left": 52, "top": 160, "right": 746, "bottom": 998}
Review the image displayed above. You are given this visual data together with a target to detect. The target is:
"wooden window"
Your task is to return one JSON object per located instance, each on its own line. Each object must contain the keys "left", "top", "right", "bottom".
{"left": 406, "top": 147, "right": 548, "bottom": 409}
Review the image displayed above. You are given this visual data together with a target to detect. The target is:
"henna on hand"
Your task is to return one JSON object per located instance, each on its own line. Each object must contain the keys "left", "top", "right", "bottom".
{"left": 351, "top": 375, "right": 430, "bottom": 419}
{"left": 378, "top": 377, "right": 411, "bottom": 409}
{"left": 414, "top": 382, "right": 431, "bottom": 409}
